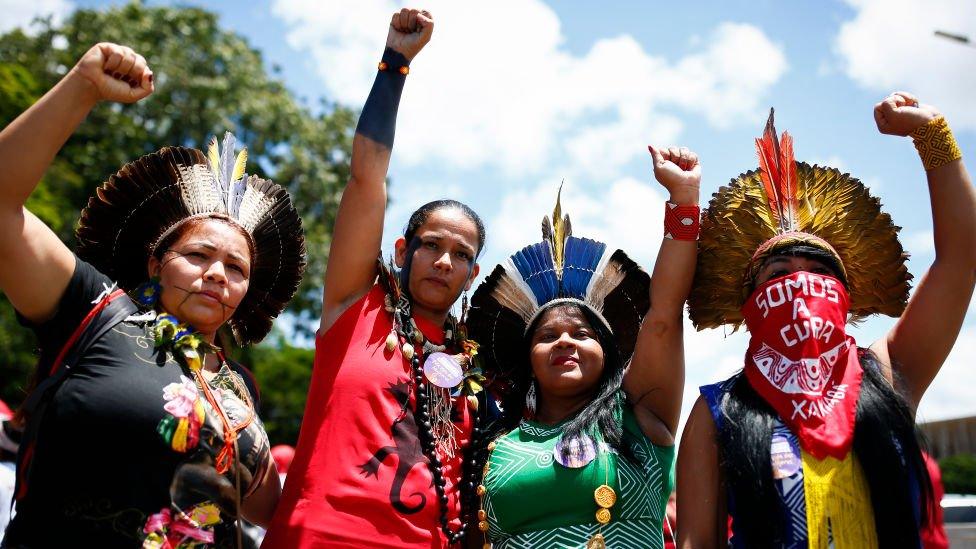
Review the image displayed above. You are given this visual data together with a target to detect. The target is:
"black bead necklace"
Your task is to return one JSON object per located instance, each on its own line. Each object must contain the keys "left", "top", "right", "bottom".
{"left": 396, "top": 305, "right": 488, "bottom": 545}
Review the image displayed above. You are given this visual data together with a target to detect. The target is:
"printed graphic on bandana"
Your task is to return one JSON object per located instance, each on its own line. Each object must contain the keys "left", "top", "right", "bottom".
{"left": 742, "top": 272, "right": 863, "bottom": 459}
{"left": 751, "top": 340, "right": 847, "bottom": 395}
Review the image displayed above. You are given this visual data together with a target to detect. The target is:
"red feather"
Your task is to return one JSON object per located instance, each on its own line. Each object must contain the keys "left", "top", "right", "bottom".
{"left": 754, "top": 108, "right": 798, "bottom": 232}
{"left": 779, "top": 131, "right": 799, "bottom": 229}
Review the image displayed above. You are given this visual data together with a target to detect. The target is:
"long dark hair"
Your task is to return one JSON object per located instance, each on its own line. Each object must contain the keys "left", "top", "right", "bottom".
{"left": 500, "top": 302, "right": 633, "bottom": 460}
{"left": 718, "top": 350, "right": 932, "bottom": 547}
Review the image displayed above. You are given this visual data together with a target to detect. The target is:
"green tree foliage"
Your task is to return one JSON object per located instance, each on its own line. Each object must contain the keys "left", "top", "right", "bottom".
{"left": 0, "top": 3, "right": 355, "bottom": 443}
{"left": 235, "top": 339, "right": 316, "bottom": 446}
{"left": 940, "top": 453, "right": 976, "bottom": 494}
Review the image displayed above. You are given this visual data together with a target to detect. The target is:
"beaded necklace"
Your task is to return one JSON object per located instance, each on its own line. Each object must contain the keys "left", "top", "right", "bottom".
{"left": 150, "top": 312, "right": 252, "bottom": 474}
{"left": 146, "top": 311, "right": 254, "bottom": 548}
{"left": 385, "top": 290, "right": 487, "bottom": 544}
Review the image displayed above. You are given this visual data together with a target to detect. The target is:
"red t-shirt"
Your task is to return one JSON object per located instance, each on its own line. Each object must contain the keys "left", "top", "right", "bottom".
{"left": 262, "top": 285, "right": 472, "bottom": 548}
{"left": 921, "top": 452, "right": 949, "bottom": 549}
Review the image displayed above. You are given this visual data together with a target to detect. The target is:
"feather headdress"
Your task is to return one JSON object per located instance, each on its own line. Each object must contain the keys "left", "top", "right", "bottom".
{"left": 76, "top": 133, "right": 306, "bottom": 345}
{"left": 688, "top": 110, "right": 910, "bottom": 330}
{"left": 466, "top": 187, "right": 650, "bottom": 391}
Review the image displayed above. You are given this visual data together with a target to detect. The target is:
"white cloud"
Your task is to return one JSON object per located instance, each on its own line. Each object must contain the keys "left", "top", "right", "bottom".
{"left": 272, "top": 0, "right": 787, "bottom": 176}
{"left": 810, "top": 155, "right": 847, "bottom": 173}
{"left": 903, "top": 229, "right": 935, "bottom": 256}
{"left": 486, "top": 176, "right": 666, "bottom": 269}
{"left": 0, "top": 0, "right": 72, "bottom": 35}
{"left": 835, "top": 0, "right": 976, "bottom": 129}
{"left": 917, "top": 323, "right": 976, "bottom": 421}
{"left": 678, "top": 320, "right": 750, "bottom": 428}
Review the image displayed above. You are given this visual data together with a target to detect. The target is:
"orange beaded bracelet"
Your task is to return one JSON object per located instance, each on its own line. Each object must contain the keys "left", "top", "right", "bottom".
{"left": 377, "top": 61, "right": 409, "bottom": 75}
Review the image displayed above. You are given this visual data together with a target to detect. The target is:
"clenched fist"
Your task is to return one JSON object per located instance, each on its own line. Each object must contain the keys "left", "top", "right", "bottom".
{"left": 874, "top": 91, "right": 940, "bottom": 137}
{"left": 71, "top": 42, "right": 154, "bottom": 104}
{"left": 648, "top": 145, "right": 701, "bottom": 205}
{"left": 387, "top": 8, "right": 434, "bottom": 61}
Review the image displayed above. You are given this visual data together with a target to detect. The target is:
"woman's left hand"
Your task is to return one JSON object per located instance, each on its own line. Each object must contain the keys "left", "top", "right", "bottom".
{"left": 648, "top": 145, "right": 700, "bottom": 205}
{"left": 873, "top": 91, "right": 940, "bottom": 136}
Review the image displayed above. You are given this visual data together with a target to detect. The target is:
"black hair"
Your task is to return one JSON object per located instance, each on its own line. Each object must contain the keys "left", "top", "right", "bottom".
{"left": 717, "top": 349, "right": 932, "bottom": 547}
{"left": 399, "top": 199, "right": 486, "bottom": 293}
{"left": 501, "top": 302, "right": 635, "bottom": 463}
{"left": 403, "top": 199, "right": 486, "bottom": 255}
{"left": 752, "top": 243, "right": 848, "bottom": 293}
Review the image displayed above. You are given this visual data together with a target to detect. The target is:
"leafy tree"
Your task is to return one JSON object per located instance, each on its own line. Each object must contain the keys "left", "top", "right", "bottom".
{"left": 236, "top": 339, "right": 316, "bottom": 445}
{"left": 940, "top": 453, "right": 976, "bottom": 494}
{"left": 0, "top": 3, "right": 355, "bottom": 442}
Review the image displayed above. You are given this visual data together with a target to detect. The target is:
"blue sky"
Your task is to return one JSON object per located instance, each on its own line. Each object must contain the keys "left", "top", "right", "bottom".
{"left": 5, "top": 0, "right": 974, "bottom": 426}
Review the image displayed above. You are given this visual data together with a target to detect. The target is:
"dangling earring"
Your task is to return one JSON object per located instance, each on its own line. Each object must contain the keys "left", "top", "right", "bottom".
{"left": 460, "top": 291, "right": 469, "bottom": 324}
{"left": 525, "top": 379, "right": 537, "bottom": 419}
{"left": 132, "top": 276, "right": 162, "bottom": 307}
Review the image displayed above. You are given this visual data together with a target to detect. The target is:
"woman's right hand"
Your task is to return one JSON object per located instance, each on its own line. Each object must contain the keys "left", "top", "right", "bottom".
{"left": 873, "top": 91, "right": 939, "bottom": 137}
{"left": 70, "top": 42, "right": 154, "bottom": 104}
{"left": 386, "top": 8, "right": 434, "bottom": 62}
{"left": 648, "top": 145, "right": 701, "bottom": 206}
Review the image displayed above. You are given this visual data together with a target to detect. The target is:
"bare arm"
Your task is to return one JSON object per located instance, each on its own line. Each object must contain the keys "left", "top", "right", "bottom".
{"left": 677, "top": 396, "right": 726, "bottom": 549}
{"left": 0, "top": 43, "right": 153, "bottom": 323}
{"left": 624, "top": 146, "right": 700, "bottom": 440}
{"left": 320, "top": 8, "right": 434, "bottom": 333}
{"left": 867, "top": 92, "right": 976, "bottom": 408}
{"left": 240, "top": 458, "right": 281, "bottom": 528}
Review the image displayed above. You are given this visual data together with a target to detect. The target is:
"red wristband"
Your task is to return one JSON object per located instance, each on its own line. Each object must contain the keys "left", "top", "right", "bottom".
{"left": 664, "top": 202, "right": 700, "bottom": 241}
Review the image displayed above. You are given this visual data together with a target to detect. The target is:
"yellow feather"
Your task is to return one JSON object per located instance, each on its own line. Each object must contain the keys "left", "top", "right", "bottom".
{"left": 689, "top": 162, "right": 909, "bottom": 330}
{"left": 551, "top": 183, "right": 567, "bottom": 275}
{"left": 232, "top": 148, "right": 247, "bottom": 182}
{"left": 207, "top": 136, "right": 221, "bottom": 179}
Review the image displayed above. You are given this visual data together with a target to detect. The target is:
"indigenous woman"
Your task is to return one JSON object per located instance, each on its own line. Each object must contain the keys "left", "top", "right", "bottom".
{"left": 0, "top": 43, "right": 305, "bottom": 547}
{"left": 262, "top": 8, "right": 488, "bottom": 548}
{"left": 678, "top": 94, "right": 975, "bottom": 548}
{"left": 465, "top": 145, "right": 701, "bottom": 548}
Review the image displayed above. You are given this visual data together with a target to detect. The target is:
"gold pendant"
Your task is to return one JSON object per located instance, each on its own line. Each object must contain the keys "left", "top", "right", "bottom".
{"left": 594, "top": 484, "right": 616, "bottom": 508}
{"left": 586, "top": 532, "right": 606, "bottom": 549}
{"left": 595, "top": 507, "right": 611, "bottom": 524}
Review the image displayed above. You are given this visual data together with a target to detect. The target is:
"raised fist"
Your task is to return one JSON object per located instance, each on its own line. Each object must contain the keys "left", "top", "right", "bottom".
{"left": 874, "top": 91, "right": 940, "bottom": 137}
{"left": 71, "top": 42, "right": 154, "bottom": 104}
{"left": 386, "top": 8, "right": 434, "bottom": 61}
{"left": 648, "top": 145, "right": 701, "bottom": 205}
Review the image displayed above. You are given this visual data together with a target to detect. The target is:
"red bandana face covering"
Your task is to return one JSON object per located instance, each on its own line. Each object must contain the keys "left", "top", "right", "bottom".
{"left": 741, "top": 271, "right": 863, "bottom": 460}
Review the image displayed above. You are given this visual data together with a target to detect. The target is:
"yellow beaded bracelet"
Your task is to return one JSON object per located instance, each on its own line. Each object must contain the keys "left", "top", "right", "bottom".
{"left": 911, "top": 116, "right": 962, "bottom": 171}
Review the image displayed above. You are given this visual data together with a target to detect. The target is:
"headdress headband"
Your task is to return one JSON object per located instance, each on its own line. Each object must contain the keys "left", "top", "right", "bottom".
{"left": 467, "top": 188, "right": 650, "bottom": 391}
{"left": 688, "top": 110, "right": 910, "bottom": 330}
{"left": 76, "top": 133, "right": 307, "bottom": 344}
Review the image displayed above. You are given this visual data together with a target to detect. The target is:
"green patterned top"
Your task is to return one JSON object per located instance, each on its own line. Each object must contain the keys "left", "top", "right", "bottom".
{"left": 483, "top": 398, "right": 675, "bottom": 548}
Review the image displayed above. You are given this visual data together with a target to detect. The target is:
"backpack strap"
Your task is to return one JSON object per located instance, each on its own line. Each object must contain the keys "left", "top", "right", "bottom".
{"left": 13, "top": 288, "right": 137, "bottom": 502}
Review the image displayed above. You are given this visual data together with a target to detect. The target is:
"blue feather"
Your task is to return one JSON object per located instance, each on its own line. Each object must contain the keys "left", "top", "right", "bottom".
{"left": 511, "top": 241, "right": 558, "bottom": 304}
{"left": 561, "top": 237, "right": 606, "bottom": 299}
